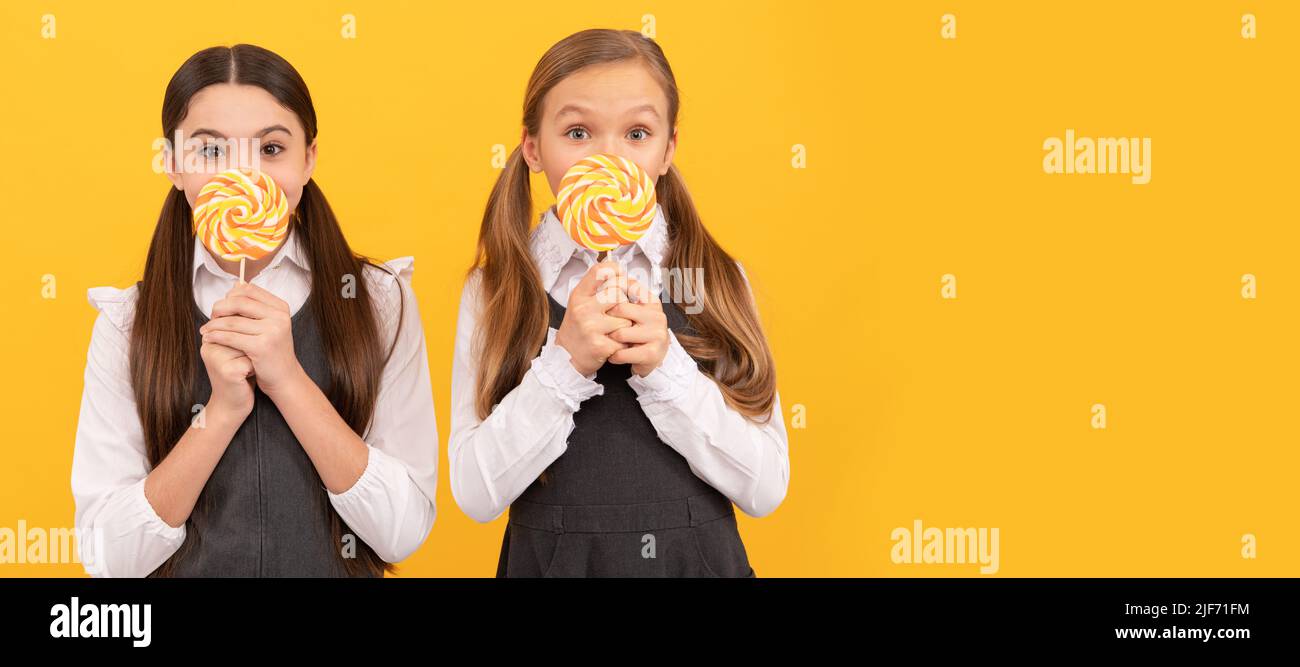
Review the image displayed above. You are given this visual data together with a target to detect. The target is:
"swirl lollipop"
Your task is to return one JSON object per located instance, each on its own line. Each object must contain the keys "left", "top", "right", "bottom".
{"left": 192, "top": 168, "right": 290, "bottom": 283}
{"left": 556, "top": 154, "right": 657, "bottom": 254}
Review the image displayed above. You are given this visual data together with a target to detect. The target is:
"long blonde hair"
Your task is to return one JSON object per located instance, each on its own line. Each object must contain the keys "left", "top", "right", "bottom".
{"left": 473, "top": 29, "right": 776, "bottom": 422}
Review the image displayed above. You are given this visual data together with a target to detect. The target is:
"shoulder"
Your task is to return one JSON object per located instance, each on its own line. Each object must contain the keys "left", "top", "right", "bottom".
{"left": 362, "top": 256, "right": 417, "bottom": 326}
{"left": 84, "top": 285, "right": 139, "bottom": 376}
{"left": 86, "top": 284, "right": 139, "bottom": 336}
{"left": 362, "top": 255, "right": 415, "bottom": 289}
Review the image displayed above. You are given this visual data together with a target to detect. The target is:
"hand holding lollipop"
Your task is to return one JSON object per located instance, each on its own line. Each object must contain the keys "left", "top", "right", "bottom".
{"left": 192, "top": 168, "right": 290, "bottom": 283}
{"left": 556, "top": 154, "right": 657, "bottom": 255}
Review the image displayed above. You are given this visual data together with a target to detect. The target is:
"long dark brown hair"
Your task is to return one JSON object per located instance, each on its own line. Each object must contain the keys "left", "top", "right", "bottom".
{"left": 134, "top": 44, "right": 398, "bottom": 577}
{"left": 473, "top": 29, "right": 776, "bottom": 425}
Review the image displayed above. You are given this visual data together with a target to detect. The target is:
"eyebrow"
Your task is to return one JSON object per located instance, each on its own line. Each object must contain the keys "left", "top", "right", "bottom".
{"left": 553, "top": 104, "right": 591, "bottom": 121}
{"left": 553, "top": 103, "right": 662, "bottom": 123}
{"left": 626, "top": 104, "right": 661, "bottom": 119}
{"left": 190, "top": 125, "right": 293, "bottom": 139}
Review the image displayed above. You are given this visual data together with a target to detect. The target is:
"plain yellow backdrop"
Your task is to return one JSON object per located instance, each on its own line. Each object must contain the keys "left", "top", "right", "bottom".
{"left": 0, "top": 1, "right": 1295, "bottom": 577}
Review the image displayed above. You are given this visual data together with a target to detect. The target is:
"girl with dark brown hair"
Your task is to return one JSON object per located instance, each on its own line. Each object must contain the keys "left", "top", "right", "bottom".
{"left": 71, "top": 44, "right": 438, "bottom": 577}
{"left": 449, "top": 29, "right": 788, "bottom": 577}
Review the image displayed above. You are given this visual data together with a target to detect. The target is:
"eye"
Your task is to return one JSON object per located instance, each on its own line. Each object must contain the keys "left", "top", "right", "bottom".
{"left": 261, "top": 143, "right": 284, "bottom": 157}
{"left": 565, "top": 127, "right": 590, "bottom": 141}
{"left": 198, "top": 143, "right": 224, "bottom": 159}
{"left": 627, "top": 127, "right": 651, "bottom": 141}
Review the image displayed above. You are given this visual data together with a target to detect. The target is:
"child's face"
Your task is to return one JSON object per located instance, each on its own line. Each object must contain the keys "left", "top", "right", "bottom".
{"left": 165, "top": 83, "right": 316, "bottom": 215}
{"left": 523, "top": 60, "right": 677, "bottom": 197}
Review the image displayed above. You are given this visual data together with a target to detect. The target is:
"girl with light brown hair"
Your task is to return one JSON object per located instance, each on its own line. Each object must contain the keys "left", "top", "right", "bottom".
{"left": 449, "top": 29, "right": 788, "bottom": 577}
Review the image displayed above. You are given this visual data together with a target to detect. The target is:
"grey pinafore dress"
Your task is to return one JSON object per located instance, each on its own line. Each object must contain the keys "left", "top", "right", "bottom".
{"left": 157, "top": 297, "right": 377, "bottom": 577}
{"left": 496, "top": 293, "right": 757, "bottom": 577}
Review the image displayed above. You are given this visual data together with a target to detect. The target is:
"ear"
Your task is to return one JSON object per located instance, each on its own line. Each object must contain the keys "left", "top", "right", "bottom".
{"left": 520, "top": 127, "right": 543, "bottom": 173}
{"left": 659, "top": 129, "right": 677, "bottom": 177}
{"left": 163, "top": 145, "right": 184, "bottom": 191}
{"left": 304, "top": 140, "right": 318, "bottom": 181}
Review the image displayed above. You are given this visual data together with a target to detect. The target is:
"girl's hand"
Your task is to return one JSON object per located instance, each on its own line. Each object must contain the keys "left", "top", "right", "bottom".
{"left": 556, "top": 260, "right": 632, "bottom": 376}
{"left": 199, "top": 340, "right": 255, "bottom": 420}
{"left": 607, "top": 276, "right": 669, "bottom": 377}
{"left": 200, "top": 283, "right": 304, "bottom": 397}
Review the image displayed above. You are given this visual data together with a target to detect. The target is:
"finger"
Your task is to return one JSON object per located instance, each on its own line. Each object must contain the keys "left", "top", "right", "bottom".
{"left": 200, "top": 316, "right": 264, "bottom": 336}
{"left": 594, "top": 336, "right": 628, "bottom": 360}
{"left": 229, "top": 356, "right": 255, "bottom": 379}
{"left": 609, "top": 325, "right": 658, "bottom": 345}
{"left": 588, "top": 260, "right": 627, "bottom": 299}
{"left": 625, "top": 277, "right": 656, "bottom": 305}
{"left": 595, "top": 276, "right": 629, "bottom": 299}
{"left": 597, "top": 264, "right": 630, "bottom": 296}
{"left": 228, "top": 282, "right": 290, "bottom": 312}
{"left": 606, "top": 301, "right": 637, "bottom": 322}
{"left": 573, "top": 260, "right": 618, "bottom": 299}
{"left": 608, "top": 346, "right": 652, "bottom": 366}
{"left": 593, "top": 284, "right": 629, "bottom": 309}
{"left": 203, "top": 329, "right": 258, "bottom": 353}
{"left": 595, "top": 314, "right": 633, "bottom": 334}
{"left": 211, "top": 295, "right": 279, "bottom": 321}
{"left": 201, "top": 340, "right": 248, "bottom": 360}
{"left": 592, "top": 259, "right": 626, "bottom": 284}
{"left": 608, "top": 301, "right": 661, "bottom": 325}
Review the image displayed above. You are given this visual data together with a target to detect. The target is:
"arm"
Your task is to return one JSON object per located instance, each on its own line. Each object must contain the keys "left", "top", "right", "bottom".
{"left": 323, "top": 261, "right": 439, "bottom": 563}
{"left": 145, "top": 337, "right": 256, "bottom": 529}
{"left": 72, "top": 305, "right": 202, "bottom": 577}
{"left": 612, "top": 264, "right": 790, "bottom": 517}
{"left": 628, "top": 333, "right": 790, "bottom": 517}
{"left": 141, "top": 402, "right": 246, "bottom": 529}
{"left": 200, "top": 263, "right": 438, "bottom": 564}
{"left": 447, "top": 271, "right": 603, "bottom": 523}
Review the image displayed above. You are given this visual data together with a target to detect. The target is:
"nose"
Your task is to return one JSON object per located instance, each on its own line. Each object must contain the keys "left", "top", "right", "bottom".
{"left": 593, "top": 137, "right": 619, "bottom": 158}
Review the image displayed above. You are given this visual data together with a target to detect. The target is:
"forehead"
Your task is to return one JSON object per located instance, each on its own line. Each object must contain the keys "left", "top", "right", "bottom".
{"left": 543, "top": 60, "right": 669, "bottom": 122}
{"left": 180, "top": 83, "right": 303, "bottom": 136}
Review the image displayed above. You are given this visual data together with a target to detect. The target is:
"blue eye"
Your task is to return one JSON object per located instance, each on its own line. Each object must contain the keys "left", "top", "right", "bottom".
{"left": 566, "top": 127, "right": 590, "bottom": 140}
{"left": 198, "top": 143, "right": 224, "bottom": 159}
{"left": 628, "top": 128, "right": 650, "bottom": 141}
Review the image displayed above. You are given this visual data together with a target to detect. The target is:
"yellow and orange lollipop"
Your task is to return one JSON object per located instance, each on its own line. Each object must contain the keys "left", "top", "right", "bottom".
{"left": 556, "top": 154, "right": 657, "bottom": 253}
{"left": 192, "top": 168, "right": 290, "bottom": 282}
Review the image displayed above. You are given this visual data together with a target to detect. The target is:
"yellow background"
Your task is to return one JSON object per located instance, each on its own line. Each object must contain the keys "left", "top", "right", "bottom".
{"left": 1, "top": 1, "right": 1295, "bottom": 577}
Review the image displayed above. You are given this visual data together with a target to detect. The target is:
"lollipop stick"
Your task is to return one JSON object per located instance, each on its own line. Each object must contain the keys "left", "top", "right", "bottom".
{"left": 239, "top": 257, "right": 246, "bottom": 284}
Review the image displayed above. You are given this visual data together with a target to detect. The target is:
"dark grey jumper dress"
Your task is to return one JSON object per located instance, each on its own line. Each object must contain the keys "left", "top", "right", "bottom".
{"left": 158, "top": 297, "right": 377, "bottom": 577}
{"left": 496, "top": 293, "right": 757, "bottom": 577}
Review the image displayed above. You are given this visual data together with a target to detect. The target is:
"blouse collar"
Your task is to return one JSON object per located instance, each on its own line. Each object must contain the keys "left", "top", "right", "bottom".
{"left": 192, "top": 224, "right": 308, "bottom": 284}
{"left": 529, "top": 203, "right": 669, "bottom": 293}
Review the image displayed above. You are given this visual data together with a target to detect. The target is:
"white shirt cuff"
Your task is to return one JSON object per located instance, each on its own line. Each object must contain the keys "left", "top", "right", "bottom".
{"left": 326, "top": 445, "right": 380, "bottom": 505}
{"left": 530, "top": 330, "right": 604, "bottom": 411}
{"left": 128, "top": 477, "right": 187, "bottom": 540}
{"left": 627, "top": 330, "right": 698, "bottom": 403}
